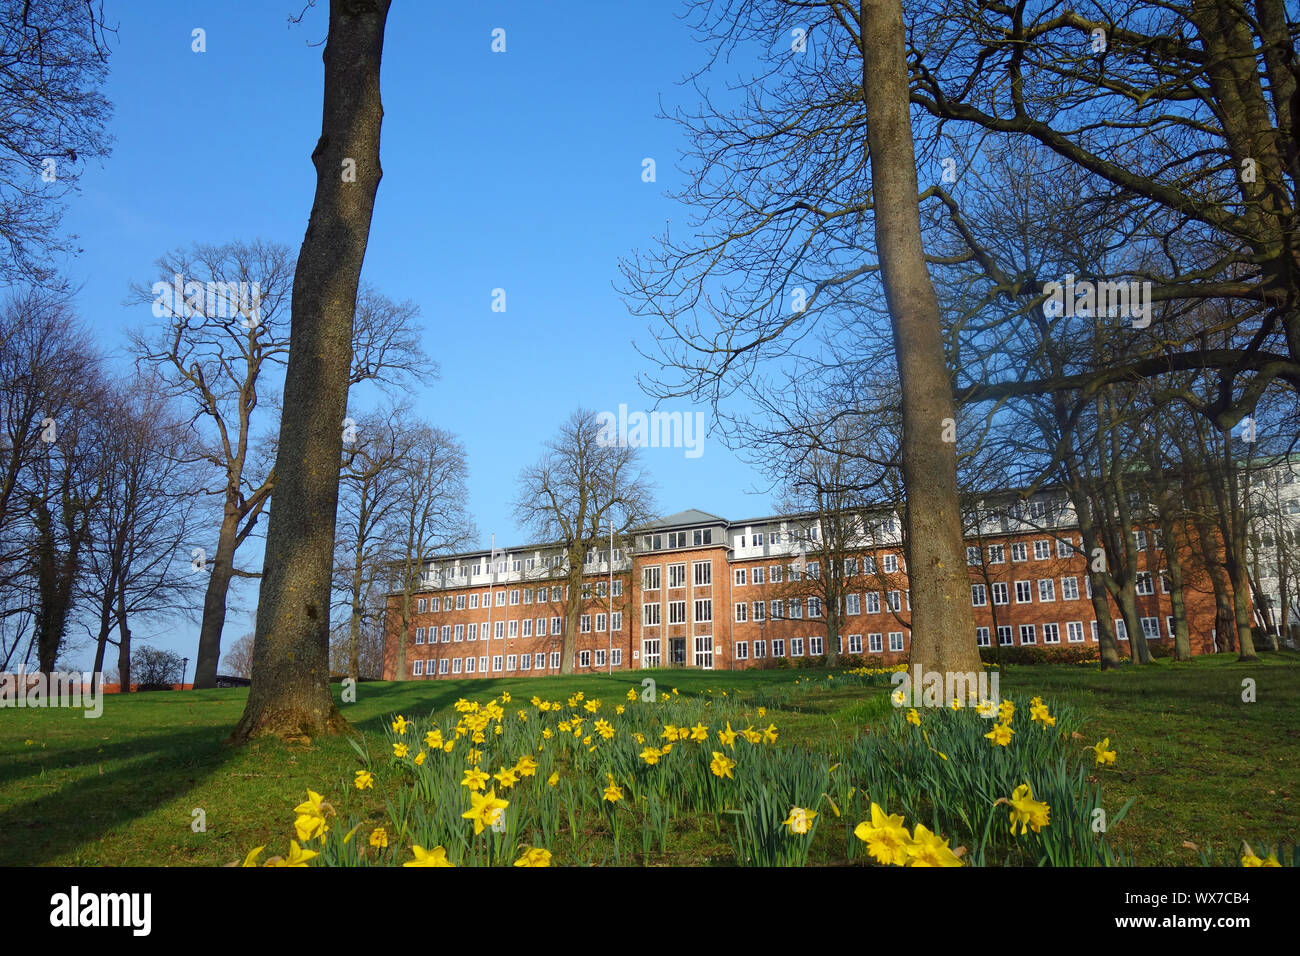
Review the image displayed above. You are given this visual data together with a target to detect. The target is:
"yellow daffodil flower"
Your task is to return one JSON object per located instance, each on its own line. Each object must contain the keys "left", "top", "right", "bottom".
{"left": 1007, "top": 783, "right": 1051, "bottom": 835}
{"left": 354, "top": 770, "right": 374, "bottom": 790}
{"left": 854, "top": 803, "right": 913, "bottom": 866}
{"left": 404, "top": 845, "right": 454, "bottom": 867}
{"left": 782, "top": 806, "right": 817, "bottom": 835}
{"left": 514, "top": 847, "right": 552, "bottom": 867}
{"left": 462, "top": 788, "right": 509, "bottom": 835}
{"left": 710, "top": 751, "right": 736, "bottom": 779}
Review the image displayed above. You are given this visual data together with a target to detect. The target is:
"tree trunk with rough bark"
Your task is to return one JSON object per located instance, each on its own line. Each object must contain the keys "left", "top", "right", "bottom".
{"left": 232, "top": 0, "right": 391, "bottom": 741}
{"left": 859, "top": 0, "right": 981, "bottom": 684}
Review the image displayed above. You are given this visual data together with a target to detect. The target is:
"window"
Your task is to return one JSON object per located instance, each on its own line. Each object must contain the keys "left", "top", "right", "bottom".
{"left": 1034, "top": 540, "right": 1051, "bottom": 560}
{"left": 882, "top": 554, "right": 898, "bottom": 573}
{"left": 1160, "top": 574, "right": 1170, "bottom": 594}
{"left": 768, "top": 532, "right": 779, "bottom": 545}
{"left": 770, "top": 600, "right": 784, "bottom": 620}
{"left": 791, "top": 638, "right": 805, "bottom": 657}
{"left": 496, "top": 591, "right": 506, "bottom": 607}
{"left": 752, "top": 601, "right": 766, "bottom": 622}
{"left": 735, "top": 603, "right": 748, "bottom": 623}
{"left": 415, "top": 627, "right": 425, "bottom": 645}
{"left": 1061, "top": 576, "right": 1079, "bottom": 600}
{"left": 753, "top": 640, "right": 767, "bottom": 659}
{"left": 452, "top": 657, "right": 463, "bottom": 674}
{"left": 885, "top": 591, "right": 901, "bottom": 612}
{"left": 693, "top": 528, "right": 713, "bottom": 547}
{"left": 1091, "top": 621, "right": 1099, "bottom": 643}
{"left": 788, "top": 564, "right": 803, "bottom": 582}
{"left": 493, "top": 621, "right": 504, "bottom": 639}
{"left": 966, "top": 546, "right": 981, "bottom": 565}
{"left": 734, "top": 568, "right": 747, "bottom": 586}
{"left": 868, "top": 633, "right": 883, "bottom": 653}
{"left": 846, "top": 593, "right": 862, "bottom": 615}
{"left": 552, "top": 586, "right": 562, "bottom": 601}
{"left": 845, "top": 558, "right": 858, "bottom": 576}
{"left": 644, "top": 566, "right": 661, "bottom": 590}
{"left": 1166, "top": 616, "right": 1175, "bottom": 639}
{"left": 552, "top": 616, "right": 562, "bottom": 634}
{"left": 693, "top": 561, "right": 712, "bottom": 587}
{"left": 997, "top": 626, "right": 1013, "bottom": 646}
{"left": 579, "top": 650, "right": 591, "bottom": 667}
{"left": 581, "top": 583, "right": 591, "bottom": 600}
{"left": 508, "top": 620, "right": 518, "bottom": 638}
{"left": 595, "top": 613, "right": 606, "bottom": 632}
{"left": 735, "top": 641, "right": 749, "bottom": 660}
{"left": 1136, "top": 572, "right": 1154, "bottom": 596}
{"left": 441, "top": 626, "right": 451, "bottom": 643}
{"left": 1011, "top": 542, "right": 1027, "bottom": 562}
{"left": 612, "top": 649, "right": 622, "bottom": 666}
{"left": 535, "top": 618, "right": 546, "bottom": 636}
{"left": 668, "top": 600, "right": 687, "bottom": 624}
{"left": 595, "top": 649, "right": 607, "bottom": 667}
{"left": 987, "top": 544, "right": 1005, "bottom": 564}
{"left": 1067, "top": 621, "right": 1085, "bottom": 643}
{"left": 506, "top": 654, "right": 517, "bottom": 671}
{"left": 431, "top": 598, "right": 441, "bottom": 612}
{"left": 1115, "top": 619, "right": 1128, "bottom": 641}
{"left": 888, "top": 632, "right": 904, "bottom": 652}
{"left": 479, "top": 655, "right": 489, "bottom": 672}
{"left": 808, "top": 597, "right": 821, "bottom": 618}
{"left": 752, "top": 566, "right": 765, "bottom": 585}
{"left": 1056, "top": 538, "right": 1075, "bottom": 558}
{"left": 521, "top": 653, "right": 532, "bottom": 670}
{"left": 644, "top": 603, "right": 661, "bottom": 626}
{"left": 771, "top": 639, "right": 785, "bottom": 657}
{"left": 522, "top": 589, "right": 532, "bottom": 605}
{"left": 1019, "top": 624, "right": 1036, "bottom": 645}
{"left": 1042, "top": 623, "right": 1060, "bottom": 644}
{"left": 694, "top": 599, "right": 713, "bottom": 623}
{"left": 491, "top": 655, "right": 503, "bottom": 672}
{"left": 509, "top": 589, "right": 520, "bottom": 605}
{"left": 454, "top": 624, "right": 464, "bottom": 642}
{"left": 770, "top": 565, "right": 783, "bottom": 583}
{"left": 668, "top": 563, "right": 686, "bottom": 588}
{"left": 613, "top": 580, "right": 622, "bottom": 597}
{"left": 612, "top": 612, "right": 622, "bottom": 631}
{"left": 413, "top": 660, "right": 424, "bottom": 675}
{"left": 1085, "top": 575, "right": 1093, "bottom": 599}
{"left": 976, "top": 626, "right": 990, "bottom": 647}
{"left": 992, "top": 582, "right": 1009, "bottom": 605}
{"left": 810, "top": 635, "right": 823, "bottom": 655}
{"left": 848, "top": 634, "right": 863, "bottom": 654}
{"left": 468, "top": 623, "right": 478, "bottom": 641}
{"left": 1015, "top": 580, "right": 1033, "bottom": 603}
{"left": 1134, "top": 530, "right": 1147, "bottom": 551}
{"left": 521, "top": 619, "right": 532, "bottom": 638}
{"left": 1038, "top": 579, "right": 1056, "bottom": 602}
{"left": 788, "top": 599, "right": 802, "bottom": 619}
{"left": 1140, "top": 617, "right": 1160, "bottom": 640}
{"left": 580, "top": 614, "right": 592, "bottom": 633}
{"left": 971, "top": 584, "right": 987, "bottom": 607}
{"left": 469, "top": 593, "right": 479, "bottom": 609}
{"left": 550, "top": 652, "right": 561, "bottom": 668}
{"left": 863, "top": 556, "right": 877, "bottom": 574}
{"left": 865, "top": 591, "right": 880, "bottom": 614}
{"left": 418, "top": 599, "right": 427, "bottom": 613}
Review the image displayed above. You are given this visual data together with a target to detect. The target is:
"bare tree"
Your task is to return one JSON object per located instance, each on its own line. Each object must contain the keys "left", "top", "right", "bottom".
{"left": 222, "top": 632, "right": 255, "bottom": 680}
{"left": 386, "top": 425, "right": 476, "bottom": 679}
{"left": 0, "top": 0, "right": 114, "bottom": 285}
{"left": 513, "top": 409, "right": 657, "bottom": 675}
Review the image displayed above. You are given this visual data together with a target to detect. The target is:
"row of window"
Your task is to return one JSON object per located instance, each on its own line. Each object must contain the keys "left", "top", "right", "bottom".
{"left": 643, "top": 599, "right": 713, "bottom": 625}
{"left": 642, "top": 528, "right": 716, "bottom": 551}
{"left": 642, "top": 561, "right": 714, "bottom": 590}
{"left": 412, "top": 647, "right": 627, "bottom": 677}
{"left": 414, "top": 614, "right": 625, "bottom": 644}
{"left": 416, "top": 581, "right": 625, "bottom": 614}
{"left": 973, "top": 616, "right": 1171, "bottom": 646}
{"left": 730, "top": 554, "right": 902, "bottom": 587}
{"left": 965, "top": 532, "right": 1160, "bottom": 567}
{"left": 731, "top": 631, "right": 907, "bottom": 660}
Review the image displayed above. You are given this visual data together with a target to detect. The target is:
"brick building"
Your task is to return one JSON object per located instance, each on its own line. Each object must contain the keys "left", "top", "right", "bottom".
{"left": 382, "top": 490, "right": 1226, "bottom": 680}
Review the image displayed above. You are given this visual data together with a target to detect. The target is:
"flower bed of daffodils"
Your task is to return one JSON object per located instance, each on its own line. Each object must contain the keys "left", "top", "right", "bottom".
{"left": 233, "top": 674, "right": 1175, "bottom": 867}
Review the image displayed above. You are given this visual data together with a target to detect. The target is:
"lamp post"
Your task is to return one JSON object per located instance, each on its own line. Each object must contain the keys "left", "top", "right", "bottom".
{"left": 181, "top": 656, "right": 189, "bottom": 690}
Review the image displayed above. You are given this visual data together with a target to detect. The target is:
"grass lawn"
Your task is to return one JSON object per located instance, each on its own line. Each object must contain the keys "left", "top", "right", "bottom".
{"left": 1, "top": 653, "right": 1296, "bottom": 866}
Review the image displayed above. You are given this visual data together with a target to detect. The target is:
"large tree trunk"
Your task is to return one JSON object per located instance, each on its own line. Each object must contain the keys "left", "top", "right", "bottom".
{"left": 859, "top": 0, "right": 980, "bottom": 684}
{"left": 232, "top": 0, "right": 390, "bottom": 741}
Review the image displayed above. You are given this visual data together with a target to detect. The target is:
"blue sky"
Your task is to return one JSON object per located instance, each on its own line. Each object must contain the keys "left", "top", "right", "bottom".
{"left": 59, "top": 1, "right": 781, "bottom": 669}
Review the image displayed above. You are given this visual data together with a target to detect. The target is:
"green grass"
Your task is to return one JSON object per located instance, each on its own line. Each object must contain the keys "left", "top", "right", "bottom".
{"left": 1, "top": 654, "right": 1295, "bottom": 865}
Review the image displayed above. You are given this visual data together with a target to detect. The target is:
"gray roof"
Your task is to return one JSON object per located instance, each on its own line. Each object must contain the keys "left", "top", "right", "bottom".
{"left": 637, "top": 508, "right": 730, "bottom": 530}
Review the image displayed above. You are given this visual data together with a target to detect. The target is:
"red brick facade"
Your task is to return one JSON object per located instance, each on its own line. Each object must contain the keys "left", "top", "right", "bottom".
{"left": 382, "top": 509, "right": 1225, "bottom": 680}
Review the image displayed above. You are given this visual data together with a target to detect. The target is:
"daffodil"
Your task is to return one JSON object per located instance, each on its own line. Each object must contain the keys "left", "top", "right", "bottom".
{"left": 690, "top": 723, "right": 709, "bottom": 742}
{"left": 906, "top": 708, "right": 921, "bottom": 726}
{"left": 240, "top": 845, "right": 265, "bottom": 867}
{"left": 905, "top": 824, "right": 963, "bottom": 866}
{"left": 710, "top": 751, "right": 736, "bottom": 779}
{"left": 1030, "top": 703, "right": 1055, "bottom": 727}
{"left": 413, "top": 750, "right": 426, "bottom": 766}
{"left": 984, "top": 722, "right": 1014, "bottom": 746}
{"left": 369, "top": 827, "right": 389, "bottom": 848}
{"left": 547, "top": 771, "right": 560, "bottom": 786}
{"left": 1091, "top": 738, "right": 1117, "bottom": 765}
{"left": 854, "top": 803, "right": 913, "bottom": 866}
{"left": 270, "top": 840, "right": 319, "bottom": 867}
{"left": 997, "top": 700, "right": 1015, "bottom": 723}
{"left": 595, "top": 719, "right": 615, "bottom": 740}
{"left": 640, "top": 746, "right": 662, "bottom": 765}
{"left": 391, "top": 715, "right": 408, "bottom": 735}
{"left": 975, "top": 699, "right": 997, "bottom": 718}
{"left": 392, "top": 742, "right": 409, "bottom": 759}
{"left": 462, "top": 788, "right": 509, "bottom": 835}
{"left": 626, "top": 688, "right": 638, "bottom": 701}
{"left": 514, "top": 755, "right": 539, "bottom": 777}
{"left": 757, "top": 707, "right": 767, "bottom": 717}
{"left": 763, "top": 723, "right": 778, "bottom": 744}
{"left": 514, "top": 847, "right": 552, "bottom": 867}
{"left": 615, "top": 704, "right": 625, "bottom": 715}
{"left": 425, "top": 729, "right": 443, "bottom": 749}
{"left": 1242, "top": 852, "right": 1281, "bottom": 867}
{"left": 602, "top": 775, "right": 623, "bottom": 803}
{"left": 782, "top": 806, "right": 817, "bottom": 835}
{"left": 354, "top": 770, "right": 374, "bottom": 790}
{"left": 404, "top": 844, "right": 454, "bottom": 866}
{"left": 1007, "top": 783, "right": 1051, "bottom": 835}
{"left": 718, "top": 722, "right": 738, "bottom": 748}
{"left": 461, "top": 766, "right": 490, "bottom": 791}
